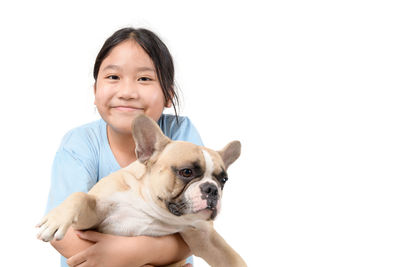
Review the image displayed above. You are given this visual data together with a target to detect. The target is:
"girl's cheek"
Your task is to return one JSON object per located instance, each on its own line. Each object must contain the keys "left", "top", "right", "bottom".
{"left": 144, "top": 87, "right": 164, "bottom": 104}
{"left": 96, "top": 85, "right": 115, "bottom": 99}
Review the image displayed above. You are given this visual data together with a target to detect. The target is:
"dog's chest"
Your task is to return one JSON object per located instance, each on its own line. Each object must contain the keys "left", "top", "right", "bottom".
{"left": 96, "top": 190, "right": 180, "bottom": 237}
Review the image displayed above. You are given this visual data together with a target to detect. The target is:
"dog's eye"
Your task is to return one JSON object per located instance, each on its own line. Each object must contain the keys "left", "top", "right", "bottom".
{"left": 179, "top": 168, "right": 193, "bottom": 178}
{"left": 220, "top": 177, "right": 228, "bottom": 184}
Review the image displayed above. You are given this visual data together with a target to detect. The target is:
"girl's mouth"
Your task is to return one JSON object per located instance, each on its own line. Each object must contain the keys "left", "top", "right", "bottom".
{"left": 113, "top": 106, "right": 144, "bottom": 112}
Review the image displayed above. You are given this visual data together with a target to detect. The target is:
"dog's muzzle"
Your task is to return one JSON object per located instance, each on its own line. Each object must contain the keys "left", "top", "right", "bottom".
{"left": 167, "top": 182, "right": 220, "bottom": 220}
{"left": 168, "top": 202, "right": 185, "bottom": 216}
{"left": 200, "top": 182, "right": 219, "bottom": 210}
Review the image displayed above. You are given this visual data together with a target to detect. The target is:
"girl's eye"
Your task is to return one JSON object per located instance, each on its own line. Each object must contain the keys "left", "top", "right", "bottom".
{"left": 107, "top": 75, "right": 120, "bottom": 80}
{"left": 138, "top": 77, "right": 152, "bottom": 82}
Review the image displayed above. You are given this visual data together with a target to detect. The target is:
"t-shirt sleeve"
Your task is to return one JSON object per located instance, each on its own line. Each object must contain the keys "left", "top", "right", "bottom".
{"left": 171, "top": 116, "right": 204, "bottom": 146}
{"left": 45, "top": 131, "right": 98, "bottom": 214}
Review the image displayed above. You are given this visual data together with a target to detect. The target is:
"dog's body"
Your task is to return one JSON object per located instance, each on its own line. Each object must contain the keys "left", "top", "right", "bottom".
{"left": 37, "top": 115, "right": 246, "bottom": 267}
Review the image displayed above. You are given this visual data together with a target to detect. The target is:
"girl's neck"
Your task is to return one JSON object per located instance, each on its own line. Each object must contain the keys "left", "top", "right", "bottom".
{"left": 106, "top": 125, "right": 137, "bottom": 168}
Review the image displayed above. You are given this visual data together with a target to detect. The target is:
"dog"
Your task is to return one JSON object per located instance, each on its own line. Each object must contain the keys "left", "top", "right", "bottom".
{"left": 37, "top": 114, "right": 246, "bottom": 267}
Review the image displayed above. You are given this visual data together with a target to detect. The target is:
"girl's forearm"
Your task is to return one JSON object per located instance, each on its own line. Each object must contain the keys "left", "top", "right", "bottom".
{"left": 143, "top": 233, "right": 192, "bottom": 266}
{"left": 50, "top": 227, "right": 94, "bottom": 258}
{"left": 51, "top": 228, "right": 191, "bottom": 266}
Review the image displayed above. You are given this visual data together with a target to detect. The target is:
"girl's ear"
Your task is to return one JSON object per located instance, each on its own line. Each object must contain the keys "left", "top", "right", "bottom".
{"left": 93, "top": 84, "right": 97, "bottom": 105}
{"left": 165, "top": 99, "right": 173, "bottom": 108}
{"left": 165, "top": 88, "right": 174, "bottom": 108}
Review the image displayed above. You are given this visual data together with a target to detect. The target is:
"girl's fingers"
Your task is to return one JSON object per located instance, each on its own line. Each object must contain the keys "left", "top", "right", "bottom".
{"left": 66, "top": 250, "right": 87, "bottom": 267}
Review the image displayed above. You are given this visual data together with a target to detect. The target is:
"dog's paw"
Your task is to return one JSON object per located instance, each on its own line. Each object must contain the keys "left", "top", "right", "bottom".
{"left": 36, "top": 212, "right": 72, "bottom": 242}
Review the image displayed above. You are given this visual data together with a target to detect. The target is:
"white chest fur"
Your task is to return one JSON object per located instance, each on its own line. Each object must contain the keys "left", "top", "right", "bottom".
{"left": 96, "top": 190, "right": 182, "bottom": 237}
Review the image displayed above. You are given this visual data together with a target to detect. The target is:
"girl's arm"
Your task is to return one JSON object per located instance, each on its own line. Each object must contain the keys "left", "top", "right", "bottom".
{"left": 50, "top": 227, "right": 93, "bottom": 258}
{"left": 51, "top": 227, "right": 191, "bottom": 266}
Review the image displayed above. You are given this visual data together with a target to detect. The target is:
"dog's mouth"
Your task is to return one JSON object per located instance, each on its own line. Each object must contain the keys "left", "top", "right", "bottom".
{"left": 167, "top": 200, "right": 218, "bottom": 220}
{"left": 197, "top": 206, "right": 218, "bottom": 220}
{"left": 167, "top": 201, "right": 186, "bottom": 217}
{"left": 165, "top": 181, "right": 221, "bottom": 220}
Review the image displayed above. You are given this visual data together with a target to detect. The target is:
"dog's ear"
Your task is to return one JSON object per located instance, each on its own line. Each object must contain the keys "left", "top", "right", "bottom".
{"left": 131, "top": 114, "right": 170, "bottom": 163}
{"left": 218, "top": 140, "right": 241, "bottom": 169}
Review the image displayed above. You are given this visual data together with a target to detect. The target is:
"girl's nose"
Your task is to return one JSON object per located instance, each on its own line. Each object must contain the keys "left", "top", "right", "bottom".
{"left": 118, "top": 79, "right": 139, "bottom": 99}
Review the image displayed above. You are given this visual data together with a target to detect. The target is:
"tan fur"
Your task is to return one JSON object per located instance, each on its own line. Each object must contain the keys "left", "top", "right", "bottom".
{"left": 181, "top": 222, "right": 247, "bottom": 267}
{"left": 37, "top": 115, "right": 246, "bottom": 267}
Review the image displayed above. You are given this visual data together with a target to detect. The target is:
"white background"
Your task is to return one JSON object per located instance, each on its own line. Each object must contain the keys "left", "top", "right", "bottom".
{"left": 1, "top": 0, "right": 399, "bottom": 266}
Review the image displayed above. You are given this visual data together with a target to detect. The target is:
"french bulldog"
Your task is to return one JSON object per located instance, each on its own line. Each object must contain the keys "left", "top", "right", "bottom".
{"left": 37, "top": 114, "right": 246, "bottom": 267}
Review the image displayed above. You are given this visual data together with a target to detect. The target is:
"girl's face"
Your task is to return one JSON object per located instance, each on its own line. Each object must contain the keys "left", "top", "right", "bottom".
{"left": 94, "top": 40, "right": 170, "bottom": 135}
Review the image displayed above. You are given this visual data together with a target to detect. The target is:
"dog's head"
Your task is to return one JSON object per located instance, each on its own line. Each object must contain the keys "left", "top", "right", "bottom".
{"left": 131, "top": 114, "right": 241, "bottom": 221}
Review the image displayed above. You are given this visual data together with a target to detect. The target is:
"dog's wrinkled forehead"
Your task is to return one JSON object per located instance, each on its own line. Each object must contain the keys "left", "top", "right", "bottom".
{"left": 157, "top": 141, "right": 225, "bottom": 178}
{"left": 201, "top": 149, "right": 219, "bottom": 178}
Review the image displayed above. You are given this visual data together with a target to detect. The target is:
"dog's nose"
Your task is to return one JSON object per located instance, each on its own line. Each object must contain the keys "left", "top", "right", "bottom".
{"left": 200, "top": 182, "right": 218, "bottom": 197}
{"left": 200, "top": 182, "right": 219, "bottom": 209}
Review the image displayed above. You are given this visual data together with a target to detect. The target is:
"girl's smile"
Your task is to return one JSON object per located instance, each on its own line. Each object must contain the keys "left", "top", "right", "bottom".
{"left": 112, "top": 106, "right": 145, "bottom": 112}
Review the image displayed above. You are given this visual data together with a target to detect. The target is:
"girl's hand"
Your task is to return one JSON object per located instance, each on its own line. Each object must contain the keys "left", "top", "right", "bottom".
{"left": 66, "top": 230, "right": 150, "bottom": 267}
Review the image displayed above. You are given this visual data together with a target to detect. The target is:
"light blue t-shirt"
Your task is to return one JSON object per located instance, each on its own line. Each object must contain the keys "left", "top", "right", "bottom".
{"left": 46, "top": 114, "right": 202, "bottom": 267}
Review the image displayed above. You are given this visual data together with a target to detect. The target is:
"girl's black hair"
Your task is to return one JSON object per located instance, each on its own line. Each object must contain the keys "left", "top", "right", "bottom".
{"left": 93, "top": 27, "right": 179, "bottom": 122}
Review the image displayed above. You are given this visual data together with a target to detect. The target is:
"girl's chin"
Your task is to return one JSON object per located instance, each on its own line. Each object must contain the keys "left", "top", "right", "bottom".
{"left": 106, "top": 120, "right": 134, "bottom": 136}
{"left": 102, "top": 112, "right": 162, "bottom": 134}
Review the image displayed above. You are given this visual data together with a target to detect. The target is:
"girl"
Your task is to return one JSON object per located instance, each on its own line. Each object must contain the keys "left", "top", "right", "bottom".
{"left": 45, "top": 27, "right": 202, "bottom": 267}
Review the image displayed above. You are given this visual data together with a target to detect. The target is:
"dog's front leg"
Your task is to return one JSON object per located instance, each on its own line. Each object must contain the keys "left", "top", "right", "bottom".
{"left": 181, "top": 222, "right": 247, "bottom": 267}
{"left": 37, "top": 192, "right": 102, "bottom": 242}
